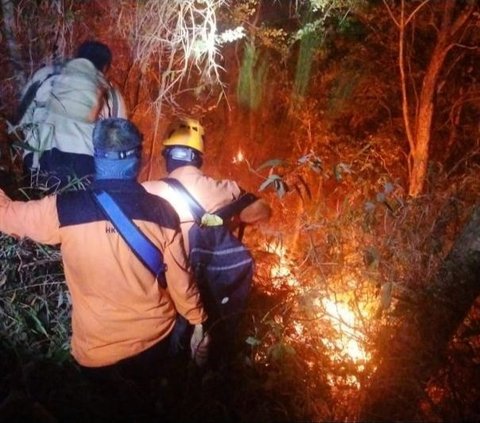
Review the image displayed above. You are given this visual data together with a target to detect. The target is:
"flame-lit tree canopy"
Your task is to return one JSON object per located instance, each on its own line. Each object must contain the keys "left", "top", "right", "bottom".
{"left": 1, "top": 0, "right": 480, "bottom": 421}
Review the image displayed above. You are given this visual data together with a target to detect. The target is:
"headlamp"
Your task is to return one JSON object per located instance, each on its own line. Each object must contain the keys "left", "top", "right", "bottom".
{"left": 166, "top": 146, "right": 196, "bottom": 162}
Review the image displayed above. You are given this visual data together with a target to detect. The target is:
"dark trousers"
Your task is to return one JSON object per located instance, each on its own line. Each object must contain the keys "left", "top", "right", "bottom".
{"left": 79, "top": 338, "right": 171, "bottom": 385}
{"left": 78, "top": 337, "right": 172, "bottom": 422}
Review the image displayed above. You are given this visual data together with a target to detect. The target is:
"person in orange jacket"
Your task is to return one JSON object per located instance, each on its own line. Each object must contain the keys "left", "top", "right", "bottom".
{"left": 143, "top": 117, "right": 271, "bottom": 254}
{"left": 0, "top": 118, "right": 209, "bottom": 383}
{"left": 143, "top": 117, "right": 271, "bottom": 367}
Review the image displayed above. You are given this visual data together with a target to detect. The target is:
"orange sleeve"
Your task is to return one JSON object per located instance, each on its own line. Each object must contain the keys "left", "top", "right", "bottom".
{"left": 240, "top": 198, "right": 272, "bottom": 224}
{"left": 0, "top": 190, "right": 61, "bottom": 244}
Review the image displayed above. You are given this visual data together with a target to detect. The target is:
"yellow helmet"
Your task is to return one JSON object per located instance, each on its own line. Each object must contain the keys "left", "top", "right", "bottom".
{"left": 163, "top": 118, "right": 205, "bottom": 153}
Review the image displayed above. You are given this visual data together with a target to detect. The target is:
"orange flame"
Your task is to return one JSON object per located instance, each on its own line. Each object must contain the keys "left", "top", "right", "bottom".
{"left": 232, "top": 150, "right": 245, "bottom": 164}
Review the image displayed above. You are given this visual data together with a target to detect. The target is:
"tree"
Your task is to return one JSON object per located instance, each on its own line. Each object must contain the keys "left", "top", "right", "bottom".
{"left": 383, "top": 0, "right": 477, "bottom": 197}
{"left": 359, "top": 203, "right": 480, "bottom": 421}
{"left": 1, "top": 0, "right": 26, "bottom": 92}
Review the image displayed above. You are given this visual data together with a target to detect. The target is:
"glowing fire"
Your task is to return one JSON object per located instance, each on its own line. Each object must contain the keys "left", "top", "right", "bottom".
{"left": 264, "top": 241, "right": 372, "bottom": 387}
{"left": 265, "top": 242, "right": 299, "bottom": 287}
{"left": 232, "top": 149, "right": 245, "bottom": 164}
{"left": 320, "top": 298, "right": 370, "bottom": 364}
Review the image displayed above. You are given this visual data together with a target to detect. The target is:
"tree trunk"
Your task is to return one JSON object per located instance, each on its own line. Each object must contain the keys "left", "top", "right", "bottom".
{"left": 1, "top": 0, "right": 26, "bottom": 93}
{"left": 401, "top": 0, "right": 475, "bottom": 196}
{"left": 359, "top": 205, "right": 480, "bottom": 422}
{"left": 408, "top": 46, "right": 447, "bottom": 197}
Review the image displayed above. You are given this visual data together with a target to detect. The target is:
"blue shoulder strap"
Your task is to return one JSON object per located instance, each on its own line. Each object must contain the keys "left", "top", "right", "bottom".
{"left": 92, "top": 190, "right": 167, "bottom": 287}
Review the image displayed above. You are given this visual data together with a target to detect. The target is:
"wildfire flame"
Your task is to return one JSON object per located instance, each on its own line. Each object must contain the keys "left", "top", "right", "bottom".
{"left": 265, "top": 242, "right": 299, "bottom": 287}
{"left": 321, "top": 298, "right": 370, "bottom": 364}
{"left": 264, "top": 241, "right": 372, "bottom": 384}
{"left": 232, "top": 149, "right": 245, "bottom": 164}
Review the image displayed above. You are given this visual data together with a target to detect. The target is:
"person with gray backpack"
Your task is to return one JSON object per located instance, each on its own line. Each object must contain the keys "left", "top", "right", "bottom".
{"left": 15, "top": 40, "right": 127, "bottom": 190}
{"left": 143, "top": 117, "right": 272, "bottom": 368}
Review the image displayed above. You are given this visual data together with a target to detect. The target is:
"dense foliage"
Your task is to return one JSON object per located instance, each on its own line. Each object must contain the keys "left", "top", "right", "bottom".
{"left": 1, "top": 0, "right": 480, "bottom": 421}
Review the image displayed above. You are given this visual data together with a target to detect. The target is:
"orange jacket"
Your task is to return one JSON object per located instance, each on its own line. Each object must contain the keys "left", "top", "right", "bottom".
{"left": 143, "top": 166, "right": 272, "bottom": 251}
{"left": 0, "top": 179, "right": 206, "bottom": 367}
{"left": 142, "top": 166, "right": 243, "bottom": 252}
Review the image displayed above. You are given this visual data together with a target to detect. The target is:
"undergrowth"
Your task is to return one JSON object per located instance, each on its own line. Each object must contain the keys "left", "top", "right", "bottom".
{"left": 1, "top": 132, "right": 480, "bottom": 422}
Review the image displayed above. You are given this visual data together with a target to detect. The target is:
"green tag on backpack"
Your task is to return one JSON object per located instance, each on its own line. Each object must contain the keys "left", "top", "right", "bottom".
{"left": 201, "top": 213, "right": 223, "bottom": 227}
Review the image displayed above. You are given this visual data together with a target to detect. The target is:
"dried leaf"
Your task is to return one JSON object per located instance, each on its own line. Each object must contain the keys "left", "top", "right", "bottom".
{"left": 379, "top": 282, "right": 393, "bottom": 310}
{"left": 259, "top": 174, "right": 282, "bottom": 192}
{"left": 364, "top": 246, "right": 380, "bottom": 269}
{"left": 296, "top": 175, "right": 312, "bottom": 199}
{"left": 245, "top": 336, "right": 261, "bottom": 347}
{"left": 256, "top": 159, "right": 285, "bottom": 172}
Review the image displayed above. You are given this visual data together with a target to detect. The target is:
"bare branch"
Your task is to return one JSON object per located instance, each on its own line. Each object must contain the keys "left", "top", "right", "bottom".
{"left": 381, "top": 0, "right": 400, "bottom": 28}
{"left": 398, "top": 0, "right": 416, "bottom": 156}
{"left": 404, "top": 0, "right": 433, "bottom": 27}
{"left": 449, "top": 2, "right": 476, "bottom": 38}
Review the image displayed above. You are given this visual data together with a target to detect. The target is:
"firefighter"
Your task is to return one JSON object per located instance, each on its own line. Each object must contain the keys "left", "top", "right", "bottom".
{"left": 0, "top": 118, "right": 209, "bottom": 417}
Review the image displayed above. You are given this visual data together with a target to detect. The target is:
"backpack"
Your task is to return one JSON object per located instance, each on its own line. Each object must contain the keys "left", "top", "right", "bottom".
{"left": 46, "top": 58, "right": 109, "bottom": 122}
{"left": 16, "top": 58, "right": 117, "bottom": 125}
{"left": 163, "top": 178, "right": 258, "bottom": 327}
{"left": 16, "top": 59, "right": 120, "bottom": 177}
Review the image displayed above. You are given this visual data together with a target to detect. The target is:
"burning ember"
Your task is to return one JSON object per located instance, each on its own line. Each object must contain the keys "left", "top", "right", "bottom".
{"left": 232, "top": 150, "right": 245, "bottom": 164}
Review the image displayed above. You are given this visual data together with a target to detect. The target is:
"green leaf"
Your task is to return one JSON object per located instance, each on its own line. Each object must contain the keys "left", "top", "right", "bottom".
{"left": 200, "top": 213, "right": 223, "bottom": 227}
{"left": 26, "top": 308, "right": 48, "bottom": 337}
{"left": 269, "top": 342, "right": 296, "bottom": 361}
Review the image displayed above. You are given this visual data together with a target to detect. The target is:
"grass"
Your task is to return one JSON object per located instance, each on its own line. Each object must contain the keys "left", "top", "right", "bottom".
{"left": 1, "top": 135, "right": 480, "bottom": 422}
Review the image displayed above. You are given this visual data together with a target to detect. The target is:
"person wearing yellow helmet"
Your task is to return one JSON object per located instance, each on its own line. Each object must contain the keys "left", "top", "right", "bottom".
{"left": 163, "top": 118, "right": 205, "bottom": 152}
{"left": 143, "top": 117, "right": 271, "bottom": 369}
{"left": 149, "top": 116, "right": 271, "bottom": 249}
{"left": 161, "top": 118, "right": 205, "bottom": 173}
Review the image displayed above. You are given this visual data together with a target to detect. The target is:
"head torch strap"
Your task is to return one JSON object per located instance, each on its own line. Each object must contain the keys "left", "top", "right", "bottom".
{"left": 94, "top": 146, "right": 141, "bottom": 160}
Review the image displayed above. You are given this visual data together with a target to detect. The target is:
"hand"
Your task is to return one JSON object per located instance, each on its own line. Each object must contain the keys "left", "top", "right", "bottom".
{"left": 190, "top": 323, "right": 210, "bottom": 367}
